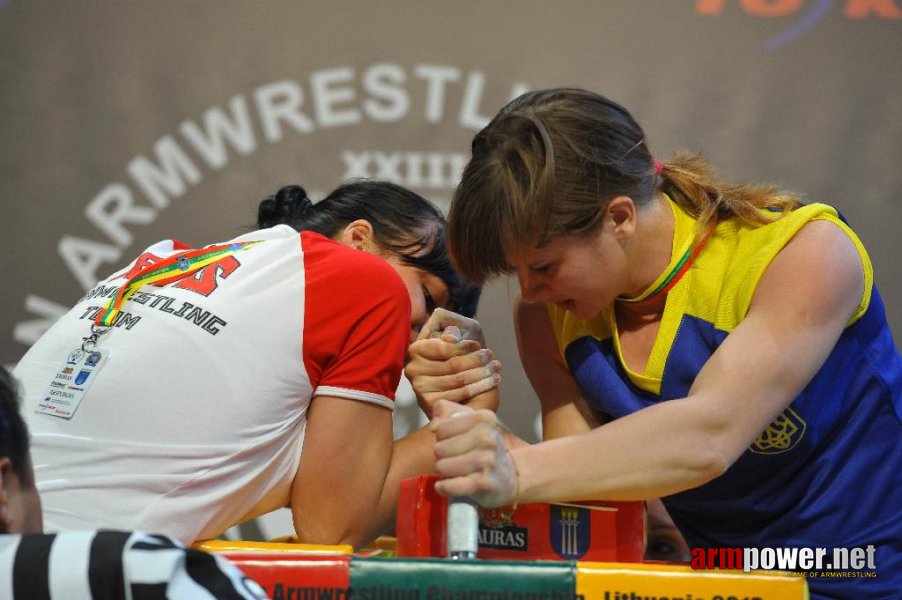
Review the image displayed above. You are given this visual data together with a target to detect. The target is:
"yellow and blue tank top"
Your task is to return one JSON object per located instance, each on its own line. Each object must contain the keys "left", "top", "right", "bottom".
{"left": 548, "top": 196, "right": 901, "bottom": 598}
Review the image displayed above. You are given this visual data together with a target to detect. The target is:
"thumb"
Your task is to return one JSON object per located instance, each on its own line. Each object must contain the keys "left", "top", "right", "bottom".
{"left": 440, "top": 325, "right": 463, "bottom": 343}
{"left": 416, "top": 324, "right": 435, "bottom": 341}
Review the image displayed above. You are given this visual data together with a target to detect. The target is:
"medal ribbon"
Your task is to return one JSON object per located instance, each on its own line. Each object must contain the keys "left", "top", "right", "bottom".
{"left": 619, "top": 229, "right": 713, "bottom": 304}
{"left": 94, "top": 240, "right": 262, "bottom": 327}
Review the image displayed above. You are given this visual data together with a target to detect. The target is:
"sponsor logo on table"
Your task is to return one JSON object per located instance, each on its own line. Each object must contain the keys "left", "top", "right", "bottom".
{"left": 550, "top": 506, "right": 591, "bottom": 560}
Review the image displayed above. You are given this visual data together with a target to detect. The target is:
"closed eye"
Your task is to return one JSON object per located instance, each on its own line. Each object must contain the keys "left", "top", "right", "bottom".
{"left": 530, "top": 263, "right": 553, "bottom": 274}
{"left": 423, "top": 285, "right": 437, "bottom": 314}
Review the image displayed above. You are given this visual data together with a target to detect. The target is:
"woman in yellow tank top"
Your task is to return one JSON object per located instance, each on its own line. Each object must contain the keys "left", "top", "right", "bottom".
{"left": 406, "top": 88, "right": 901, "bottom": 599}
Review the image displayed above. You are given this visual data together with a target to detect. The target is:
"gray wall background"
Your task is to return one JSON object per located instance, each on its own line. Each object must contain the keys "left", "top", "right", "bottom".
{"left": 2, "top": 0, "right": 900, "bottom": 535}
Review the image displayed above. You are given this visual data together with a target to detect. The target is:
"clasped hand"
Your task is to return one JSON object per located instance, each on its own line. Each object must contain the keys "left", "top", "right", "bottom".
{"left": 429, "top": 399, "right": 517, "bottom": 508}
{"left": 406, "top": 308, "right": 502, "bottom": 417}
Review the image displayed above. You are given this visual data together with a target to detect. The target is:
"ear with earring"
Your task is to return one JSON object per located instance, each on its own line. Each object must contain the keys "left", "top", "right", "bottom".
{"left": 339, "top": 219, "right": 377, "bottom": 253}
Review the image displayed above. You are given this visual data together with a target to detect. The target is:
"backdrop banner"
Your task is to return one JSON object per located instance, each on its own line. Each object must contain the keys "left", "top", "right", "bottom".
{"left": 3, "top": 1, "right": 900, "bottom": 515}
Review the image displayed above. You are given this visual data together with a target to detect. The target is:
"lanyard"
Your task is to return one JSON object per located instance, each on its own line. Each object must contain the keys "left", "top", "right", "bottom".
{"left": 84, "top": 240, "right": 262, "bottom": 347}
{"left": 618, "top": 229, "right": 712, "bottom": 304}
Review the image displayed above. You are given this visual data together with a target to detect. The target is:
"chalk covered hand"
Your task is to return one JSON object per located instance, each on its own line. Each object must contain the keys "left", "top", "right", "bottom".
{"left": 430, "top": 399, "right": 517, "bottom": 508}
{"left": 406, "top": 322, "right": 501, "bottom": 417}
{"left": 417, "top": 308, "right": 487, "bottom": 346}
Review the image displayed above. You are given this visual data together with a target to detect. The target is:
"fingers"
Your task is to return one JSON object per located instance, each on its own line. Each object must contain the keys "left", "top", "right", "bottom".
{"left": 432, "top": 409, "right": 497, "bottom": 472}
{"left": 414, "top": 373, "right": 500, "bottom": 414}
{"left": 417, "top": 308, "right": 456, "bottom": 341}
{"left": 434, "top": 472, "right": 497, "bottom": 502}
{"left": 435, "top": 424, "right": 497, "bottom": 460}
{"left": 464, "top": 372, "right": 502, "bottom": 402}
{"left": 414, "top": 360, "right": 501, "bottom": 394}
{"left": 431, "top": 404, "right": 496, "bottom": 440}
{"left": 440, "top": 328, "right": 463, "bottom": 344}
{"left": 434, "top": 471, "right": 510, "bottom": 508}
{"left": 417, "top": 308, "right": 486, "bottom": 346}
{"left": 409, "top": 346, "right": 501, "bottom": 419}
{"left": 406, "top": 344, "right": 492, "bottom": 379}
{"left": 432, "top": 398, "right": 472, "bottom": 420}
{"left": 429, "top": 407, "right": 513, "bottom": 508}
{"left": 407, "top": 338, "right": 483, "bottom": 365}
{"left": 407, "top": 333, "right": 500, "bottom": 419}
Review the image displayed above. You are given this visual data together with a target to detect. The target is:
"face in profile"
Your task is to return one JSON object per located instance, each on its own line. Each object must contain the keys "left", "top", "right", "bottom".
{"left": 509, "top": 231, "right": 622, "bottom": 319}
{"left": 382, "top": 253, "right": 450, "bottom": 341}
{"left": 337, "top": 220, "right": 452, "bottom": 341}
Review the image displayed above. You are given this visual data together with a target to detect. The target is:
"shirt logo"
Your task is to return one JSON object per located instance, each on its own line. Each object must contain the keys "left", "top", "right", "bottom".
{"left": 750, "top": 407, "right": 807, "bottom": 454}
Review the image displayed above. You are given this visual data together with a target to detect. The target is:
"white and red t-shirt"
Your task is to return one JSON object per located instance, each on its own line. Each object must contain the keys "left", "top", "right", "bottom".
{"left": 15, "top": 225, "right": 411, "bottom": 543}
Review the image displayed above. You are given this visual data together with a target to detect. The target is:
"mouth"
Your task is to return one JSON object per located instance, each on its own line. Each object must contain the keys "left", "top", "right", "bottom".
{"left": 554, "top": 299, "right": 576, "bottom": 311}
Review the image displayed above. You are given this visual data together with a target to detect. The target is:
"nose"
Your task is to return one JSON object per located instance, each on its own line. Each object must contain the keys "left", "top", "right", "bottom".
{"left": 409, "top": 296, "right": 428, "bottom": 342}
{"left": 518, "top": 270, "right": 546, "bottom": 303}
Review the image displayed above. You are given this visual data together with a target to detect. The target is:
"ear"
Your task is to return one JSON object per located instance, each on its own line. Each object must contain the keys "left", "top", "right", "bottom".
{"left": 604, "top": 196, "right": 638, "bottom": 241}
{"left": 337, "top": 219, "right": 377, "bottom": 252}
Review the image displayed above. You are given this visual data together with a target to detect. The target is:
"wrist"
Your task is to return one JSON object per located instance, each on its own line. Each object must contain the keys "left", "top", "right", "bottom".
{"left": 507, "top": 449, "right": 521, "bottom": 511}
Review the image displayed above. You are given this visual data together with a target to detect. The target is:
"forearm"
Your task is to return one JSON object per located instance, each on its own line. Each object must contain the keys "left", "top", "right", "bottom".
{"left": 371, "top": 425, "right": 438, "bottom": 538}
{"left": 513, "top": 397, "right": 733, "bottom": 503}
{"left": 296, "top": 426, "right": 436, "bottom": 548}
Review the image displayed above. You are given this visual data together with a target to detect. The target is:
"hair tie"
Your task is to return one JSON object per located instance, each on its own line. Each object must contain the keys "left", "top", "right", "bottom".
{"left": 653, "top": 159, "right": 664, "bottom": 175}
{"left": 291, "top": 195, "right": 314, "bottom": 218}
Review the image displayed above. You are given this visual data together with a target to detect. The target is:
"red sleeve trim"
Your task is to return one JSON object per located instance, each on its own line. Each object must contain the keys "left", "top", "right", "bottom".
{"left": 300, "top": 232, "right": 411, "bottom": 404}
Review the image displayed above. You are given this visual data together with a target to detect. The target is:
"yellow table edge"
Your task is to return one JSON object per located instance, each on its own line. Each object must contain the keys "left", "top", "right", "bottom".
{"left": 193, "top": 539, "right": 353, "bottom": 554}
{"left": 577, "top": 561, "right": 809, "bottom": 599}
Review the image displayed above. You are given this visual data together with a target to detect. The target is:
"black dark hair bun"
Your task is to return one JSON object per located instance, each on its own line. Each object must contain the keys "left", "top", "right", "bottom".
{"left": 257, "top": 185, "right": 314, "bottom": 229}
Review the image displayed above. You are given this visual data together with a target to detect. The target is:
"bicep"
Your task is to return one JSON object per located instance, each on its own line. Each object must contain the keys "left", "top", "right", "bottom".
{"left": 515, "top": 297, "right": 602, "bottom": 439}
{"left": 688, "top": 220, "right": 864, "bottom": 459}
{"left": 291, "top": 394, "right": 394, "bottom": 547}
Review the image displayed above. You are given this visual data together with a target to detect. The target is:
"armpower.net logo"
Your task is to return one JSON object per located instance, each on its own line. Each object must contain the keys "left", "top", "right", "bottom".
{"left": 693, "top": 0, "right": 901, "bottom": 51}
{"left": 691, "top": 545, "right": 878, "bottom": 578}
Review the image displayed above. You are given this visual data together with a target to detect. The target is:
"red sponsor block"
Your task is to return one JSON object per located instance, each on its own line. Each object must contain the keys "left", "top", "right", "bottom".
{"left": 396, "top": 475, "right": 644, "bottom": 562}
{"left": 222, "top": 552, "right": 350, "bottom": 599}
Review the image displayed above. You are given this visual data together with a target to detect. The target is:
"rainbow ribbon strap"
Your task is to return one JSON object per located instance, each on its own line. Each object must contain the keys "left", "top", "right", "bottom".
{"left": 95, "top": 240, "right": 262, "bottom": 327}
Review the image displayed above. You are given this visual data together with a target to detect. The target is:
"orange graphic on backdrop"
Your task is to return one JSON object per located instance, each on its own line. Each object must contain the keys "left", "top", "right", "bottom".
{"left": 696, "top": 0, "right": 900, "bottom": 19}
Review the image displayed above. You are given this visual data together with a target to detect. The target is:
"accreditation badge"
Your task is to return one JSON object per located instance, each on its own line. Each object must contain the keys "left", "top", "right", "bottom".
{"left": 36, "top": 348, "right": 110, "bottom": 419}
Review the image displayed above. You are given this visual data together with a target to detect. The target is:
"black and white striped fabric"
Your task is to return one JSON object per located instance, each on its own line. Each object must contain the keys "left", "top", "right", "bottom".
{"left": 0, "top": 530, "right": 269, "bottom": 599}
